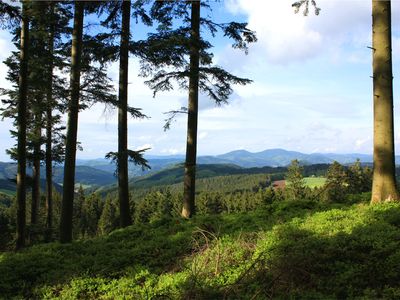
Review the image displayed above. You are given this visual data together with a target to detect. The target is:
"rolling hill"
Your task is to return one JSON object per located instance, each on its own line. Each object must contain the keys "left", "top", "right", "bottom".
{"left": 75, "top": 148, "right": 375, "bottom": 176}
{"left": 0, "top": 148, "right": 383, "bottom": 194}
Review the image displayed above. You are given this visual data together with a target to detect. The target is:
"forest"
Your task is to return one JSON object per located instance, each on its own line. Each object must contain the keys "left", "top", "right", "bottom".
{"left": 1, "top": 0, "right": 400, "bottom": 299}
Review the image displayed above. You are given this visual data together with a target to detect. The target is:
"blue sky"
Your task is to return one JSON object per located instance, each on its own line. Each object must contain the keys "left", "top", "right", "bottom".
{"left": 1, "top": 0, "right": 400, "bottom": 161}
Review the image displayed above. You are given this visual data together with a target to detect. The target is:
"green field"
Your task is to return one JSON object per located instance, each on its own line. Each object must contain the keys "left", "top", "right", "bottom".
{"left": 303, "top": 177, "right": 326, "bottom": 188}
{"left": 284, "top": 177, "right": 326, "bottom": 188}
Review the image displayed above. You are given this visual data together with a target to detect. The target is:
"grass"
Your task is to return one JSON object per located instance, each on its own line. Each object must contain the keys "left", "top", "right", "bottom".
{"left": 303, "top": 176, "right": 326, "bottom": 188}
{"left": 1, "top": 197, "right": 400, "bottom": 299}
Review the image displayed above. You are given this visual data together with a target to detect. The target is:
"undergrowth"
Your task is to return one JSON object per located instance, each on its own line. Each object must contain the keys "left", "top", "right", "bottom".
{"left": 1, "top": 197, "right": 400, "bottom": 299}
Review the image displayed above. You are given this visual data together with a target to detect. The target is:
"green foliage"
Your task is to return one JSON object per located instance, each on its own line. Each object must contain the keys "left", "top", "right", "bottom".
{"left": 323, "top": 161, "right": 348, "bottom": 202}
{"left": 322, "top": 161, "right": 372, "bottom": 203}
{"left": 2, "top": 201, "right": 400, "bottom": 299}
{"left": 0, "top": 204, "right": 13, "bottom": 251}
{"left": 303, "top": 176, "right": 326, "bottom": 188}
{"left": 80, "top": 193, "right": 103, "bottom": 238}
{"left": 347, "top": 159, "right": 372, "bottom": 194}
{"left": 285, "top": 159, "right": 307, "bottom": 200}
{"left": 98, "top": 195, "right": 119, "bottom": 235}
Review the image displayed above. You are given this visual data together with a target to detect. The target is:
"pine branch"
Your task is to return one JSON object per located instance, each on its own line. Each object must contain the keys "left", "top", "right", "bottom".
{"left": 163, "top": 107, "right": 188, "bottom": 131}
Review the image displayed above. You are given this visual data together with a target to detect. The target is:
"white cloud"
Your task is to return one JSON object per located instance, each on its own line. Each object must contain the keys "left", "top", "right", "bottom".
{"left": 199, "top": 132, "right": 208, "bottom": 140}
{"left": 224, "top": 0, "right": 377, "bottom": 65}
{"left": 134, "top": 143, "right": 153, "bottom": 151}
{"left": 161, "top": 147, "right": 185, "bottom": 155}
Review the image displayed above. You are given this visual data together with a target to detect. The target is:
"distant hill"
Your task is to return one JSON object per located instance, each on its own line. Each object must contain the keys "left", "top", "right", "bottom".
{"left": 52, "top": 165, "right": 116, "bottom": 187}
{"left": 0, "top": 163, "right": 116, "bottom": 194}
{"left": 94, "top": 162, "right": 332, "bottom": 196}
{"left": 131, "top": 162, "right": 334, "bottom": 188}
{"left": 76, "top": 148, "right": 376, "bottom": 175}
{"left": 0, "top": 148, "right": 385, "bottom": 194}
{"left": 214, "top": 148, "right": 374, "bottom": 167}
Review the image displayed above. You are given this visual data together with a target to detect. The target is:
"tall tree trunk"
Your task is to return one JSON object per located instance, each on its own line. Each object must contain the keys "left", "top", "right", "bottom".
{"left": 371, "top": 0, "right": 399, "bottom": 203}
{"left": 182, "top": 0, "right": 200, "bottom": 219}
{"left": 60, "top": 1, "right": 84, "bottom": 243}
{"left": 16, "top": 0, "right": 29, "bottom": 250}
{"left": 45, "top": 1, "right": 55, "bottom": 239}
{"left": 31, "top": 115, "right": 41, "bottom": 225}
{"left": 118, "top": 0, "right": 132, "bottom": 227}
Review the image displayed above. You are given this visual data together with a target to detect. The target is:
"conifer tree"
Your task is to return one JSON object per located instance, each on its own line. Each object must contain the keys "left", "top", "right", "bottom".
{"left": 293, "top": 0, "right": 398, "bottom": 203}
{"left": 118, "top": 0, "right": 132, "bottom": 227}
{"left": 60, "top": 1, "right": 130, "bottom": 242}
{"left": 101, "top": 0, "right": 152, "bottom": 227}
{"left": 45, "top": 1, "right": 56, "bottom": 239}
{"left": 370, "top": 0, "right": 399, "bottom": 203}
{"left": 16, "top": 0, "right": 29, "bottom": 249}
{"left": 60, "top": 0, "right": 84, "bottom": 243}
{"left": 98, "top": 195, "right": 119, "bottom": 235}
{"left": 285, "top": 159, "right": 306, "bottom": 200}
{"left": 143, "top": 0, "right": 256, "bottom": 218}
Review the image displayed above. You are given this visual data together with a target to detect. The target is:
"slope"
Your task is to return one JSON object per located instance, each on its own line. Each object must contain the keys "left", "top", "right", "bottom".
{"left": 1, "top": 200, "right": 400, "bottom": 298}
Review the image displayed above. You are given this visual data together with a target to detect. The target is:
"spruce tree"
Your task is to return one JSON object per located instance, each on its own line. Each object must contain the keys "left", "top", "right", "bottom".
{"left": 60, "top": 0, "right": 84, "bottom": 243}
{"left": 16, "top": 0, "right": 29, "bottom": 250}
{"left": 101, "top": 0, "right": 153, "bottom": 227}
{"left": 285, "top": 159, "right": 306, "bottom": 201}
{"left": 370, "top": 0, "right": 399, "bottom": 203}
{"left": 143, "top": 1, "right": 257, "bottom": 218}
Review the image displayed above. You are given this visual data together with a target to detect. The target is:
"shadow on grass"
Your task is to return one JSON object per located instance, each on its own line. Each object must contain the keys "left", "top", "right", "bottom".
{"left": 0, "top": 198, "right": 391, "bottom": 299}
{"left": 0, "top": 219, "right": 197, "bottom": 298}
{"left": 175, "top": 204, "right": 400, "bottom": 299}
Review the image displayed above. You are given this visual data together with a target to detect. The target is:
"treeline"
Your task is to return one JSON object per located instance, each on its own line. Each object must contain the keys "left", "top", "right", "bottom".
{"left": 0, "top": 160, "right": 372, "bottom": 250}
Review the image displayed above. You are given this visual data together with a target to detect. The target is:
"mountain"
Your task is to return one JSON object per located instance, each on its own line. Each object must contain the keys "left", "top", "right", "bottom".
{"left": 76, "top": 157, "right": 184, "bottom": 176}
{"left": 76, "top": 148, "right": 377, "bottom": 174}
{"left": 215, "top": 148, "right": 375, "bottom": 167}
{"left": 52, "top": 166, "right": 116, "bottom": 187}
{"left": 0, "top": 148, "right": 383, "bottom": 194}
{"left": 0, "top": 163, "right": 116, "bottom": 195}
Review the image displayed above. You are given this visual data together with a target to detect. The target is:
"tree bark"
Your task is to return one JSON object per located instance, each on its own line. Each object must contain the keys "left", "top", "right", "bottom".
{"left": 60, "top": 1, "right": 84, "bottom": 243}
{"left": 31, "top": 116, "right": 41, "bottom": 225}
{"left": 16, "top": 0, "right": 29, "bottom": 250}
{"left": 371, "top": 0, "right": 399, "bottom": 203}
{"left": 45, "top": 2, "right": 55, "bottom": 239}
{"left": 182, "top": 0, "right": 200, "bottom": 219}
{"left": 118, "top": 0, "right": 132, "bottom": 227}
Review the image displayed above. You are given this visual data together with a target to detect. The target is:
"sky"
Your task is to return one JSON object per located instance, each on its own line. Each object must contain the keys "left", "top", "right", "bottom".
{"left": 1, "top": 0, "right": 400, "bottom": 161}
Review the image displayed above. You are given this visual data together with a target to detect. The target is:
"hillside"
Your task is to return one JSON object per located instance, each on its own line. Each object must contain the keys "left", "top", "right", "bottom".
{"left": 126, "top": 163, "right": 328, "bottom": 192}
{"left": 0, "top": 147, "right": 389, "bottom": 194}
{"left": 0, "top": 163, "right": 116, "bottom": 194}
{"left": 1, "top": 199, "right": 400, "bottom": 299}
{"left": 76, "top": 148, "right": 377, "bottom": 171}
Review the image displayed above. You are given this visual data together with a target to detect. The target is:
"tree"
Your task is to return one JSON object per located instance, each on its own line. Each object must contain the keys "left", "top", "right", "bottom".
{"left": 323, "top": 161, "right": 348, "bottom": 202}
{"left": 117, "top": 0, "right": 132, "bottom": 227}
{"left": 16, "top": 0, "right": 29, "bottom": 250}
{"left": 182, "top": 0, "right": 201, "bottom": 218}
{"left": 285, "top": 159, "right": 306, "bottom": 200}
{"left": 81, "top": 193, "right": 103, "bottom": 238}
{"left": 293, "top": 0, "right": 398, "bottom": 203}
{"left": 45, "top": 1, "right": 56, "bottom": 240}
{"left": 347, "top": 159, "right": 372, "bottom": 194}
{"left": 144, "top": 1, "right": 256, "bottom": 218}
{"left": 100, "top": 0, "right": 163, "bottom": 227}
{"left": 60, "top": 0, "right": 84, "bottom": 243}
{"left": 370, "top": 0, "right": 399, "bottom": 203}
{"left": 98, "top": 195, "right": 119, "bottom": 235}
